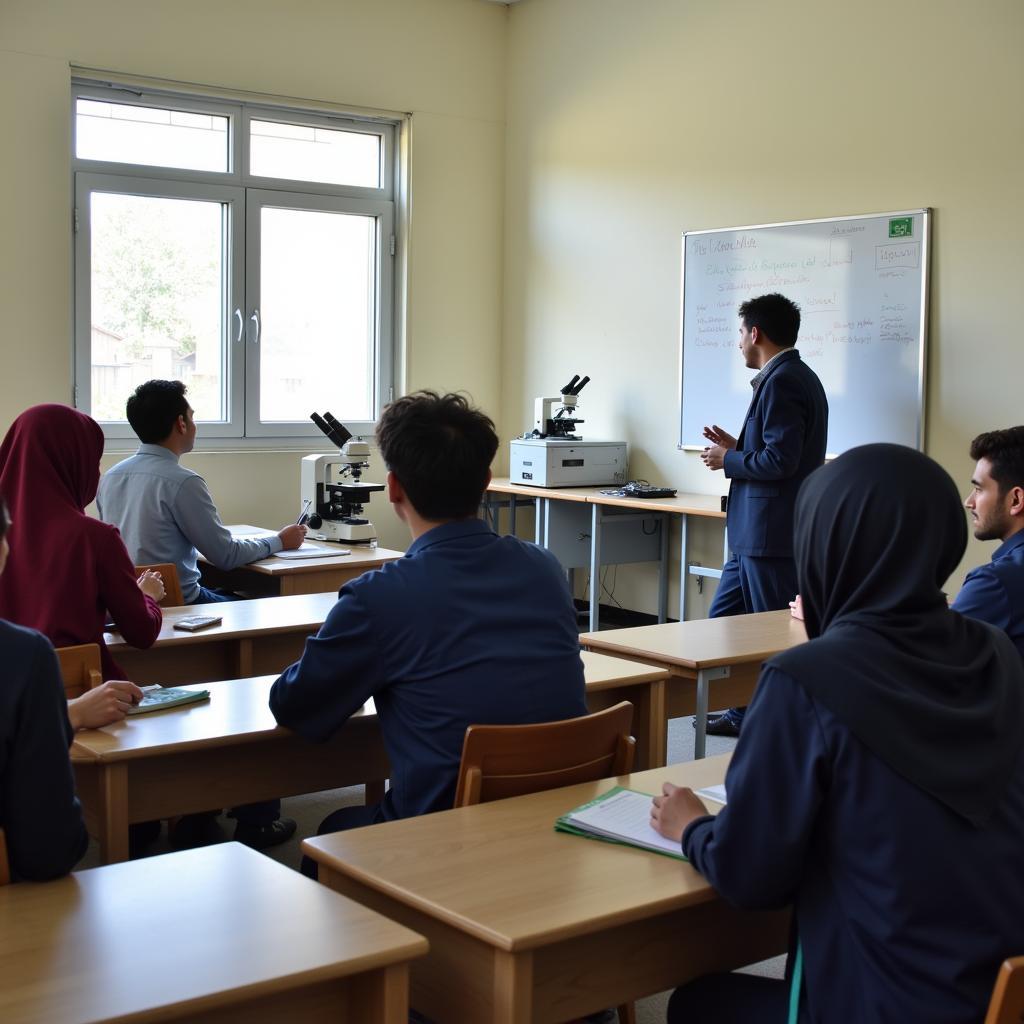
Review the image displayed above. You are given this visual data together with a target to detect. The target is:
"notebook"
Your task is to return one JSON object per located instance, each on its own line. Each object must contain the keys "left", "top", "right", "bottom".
{"left": 555, "top": 787, "right": 687, "bottom": 860}
{"left": 127, "top": 686, "right": 211, "bottom": 715}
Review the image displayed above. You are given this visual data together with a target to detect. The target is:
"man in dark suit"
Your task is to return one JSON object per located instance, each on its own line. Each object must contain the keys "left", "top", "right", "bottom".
{"left": 700, "top": 293, "right": 828, "bottom": 735}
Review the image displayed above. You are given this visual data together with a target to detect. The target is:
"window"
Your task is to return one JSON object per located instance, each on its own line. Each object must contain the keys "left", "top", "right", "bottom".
{"left": 73, "top": 80, "right": 396, "bottom": 442}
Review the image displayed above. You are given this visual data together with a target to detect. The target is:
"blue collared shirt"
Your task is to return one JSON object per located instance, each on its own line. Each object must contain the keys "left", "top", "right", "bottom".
{"left": 952, "top": 530, "right": 1024, "bottom": 659}
{"left": 270, "top": 518, "right": 588, "bottom": 821}
{"left": 96, "top": 444, "right": 282, "bottom": 602}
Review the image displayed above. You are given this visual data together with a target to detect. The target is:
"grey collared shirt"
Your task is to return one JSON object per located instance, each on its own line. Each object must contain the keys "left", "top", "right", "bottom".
{"left": 749, "top": 347, "right": 797, "bottom": 391}
{"left": 96, "top": 444, "right": 282, "bottom": 603}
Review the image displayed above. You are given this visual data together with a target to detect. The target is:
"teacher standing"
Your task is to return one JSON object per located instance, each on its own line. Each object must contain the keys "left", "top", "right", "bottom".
{"left": 701, "top": 293, "right": 828, "bottom": 736}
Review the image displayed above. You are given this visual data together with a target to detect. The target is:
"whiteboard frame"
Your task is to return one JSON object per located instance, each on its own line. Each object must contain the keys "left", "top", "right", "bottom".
{"left": 677, "top": 208, "right": 931, "bottom": 454}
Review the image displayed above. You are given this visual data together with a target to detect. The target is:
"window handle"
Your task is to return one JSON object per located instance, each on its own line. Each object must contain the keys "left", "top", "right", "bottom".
{"left": 249, "top": 309, "right": 260, "bottom": 345}
{"left": 234, "top": 308, "right": 243, "bottom": 342}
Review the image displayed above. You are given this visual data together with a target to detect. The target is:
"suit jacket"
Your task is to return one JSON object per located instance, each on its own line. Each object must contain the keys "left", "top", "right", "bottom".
{"left": 722, "top": 349, "right": 828, "bottom": 557}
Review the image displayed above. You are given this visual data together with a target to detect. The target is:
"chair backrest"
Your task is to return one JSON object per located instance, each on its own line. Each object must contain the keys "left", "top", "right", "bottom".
{"left": 134, "top": 562, "right": 184, "bottom": 607}
{"left": 985, "top": 958, "right": 1024, "bottom": 1024}
{"left": 0, "top": 828, "right": 10, "bottom": 886}
{"left": 55, "top": 643, "right": 104, "bottom": 699}
{"left": 454, "top": 701, "right": 635, "bottom": 808}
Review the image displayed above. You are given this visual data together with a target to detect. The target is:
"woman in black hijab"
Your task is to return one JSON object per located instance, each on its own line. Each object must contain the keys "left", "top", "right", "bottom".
{"left": 652, "top": 444, "right": 1024, "bottom": 1024}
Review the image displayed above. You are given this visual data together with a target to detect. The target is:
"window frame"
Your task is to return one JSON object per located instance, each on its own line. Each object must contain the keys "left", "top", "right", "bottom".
{"left": 71, "top": 78, "right": 398, "bottom": 447}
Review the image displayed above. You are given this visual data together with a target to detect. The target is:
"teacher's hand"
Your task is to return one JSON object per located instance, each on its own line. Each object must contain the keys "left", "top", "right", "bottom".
{"left": 702, "top": 424, "right": 737, "bottom": 449}
{"left": 701, "top": 445, "right": 726, "bottom": 471}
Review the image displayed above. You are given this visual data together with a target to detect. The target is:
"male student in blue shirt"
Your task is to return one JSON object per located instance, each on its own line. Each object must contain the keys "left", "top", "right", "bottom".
{"left": 952, "top": 426, "right": 1024, "bottom": 658}
{"left": 97, "top": 379, "right": 307, "bottom": 605}
{"left": 270, "top": 391, "right": 588, "bottom": 864}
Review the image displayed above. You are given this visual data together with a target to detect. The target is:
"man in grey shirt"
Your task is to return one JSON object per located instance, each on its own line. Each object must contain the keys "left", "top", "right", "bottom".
{"left": 98, "top": 380, "right": 306, "bottom": 604}
{"left": 98, "top": 379, "right": 304, "bottom": 850}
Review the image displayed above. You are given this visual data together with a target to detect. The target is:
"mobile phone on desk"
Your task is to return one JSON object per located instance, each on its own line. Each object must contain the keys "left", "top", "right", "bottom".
{"left": 173, "top": 615, "right": 223, "bottom": 632}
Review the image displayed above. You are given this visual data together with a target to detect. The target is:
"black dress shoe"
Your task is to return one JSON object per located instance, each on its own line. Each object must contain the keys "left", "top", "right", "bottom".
{"left": 233, "top": 817, "right": 297, "bottom": 850}
{"left": 692, "top": 713, "right": 726, "bottom": 728}
{"left": 705, "top": 715, "right": 741, "bottom": 738}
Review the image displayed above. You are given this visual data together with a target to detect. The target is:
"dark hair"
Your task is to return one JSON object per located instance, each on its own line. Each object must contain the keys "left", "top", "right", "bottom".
{"left": 969, "top": 427, "right": 1024, "bottom": 495}
{"left": 376, "top": 391, "right": 498, "bottom": 520}
{"left": 738, "top": 293, "right": 801, "bottom": 348}
{"left": 0, "top": 494, "right": 9, "bottom": 542}
{"left": 126, "top": 380, "right": 190, "bottom": 444}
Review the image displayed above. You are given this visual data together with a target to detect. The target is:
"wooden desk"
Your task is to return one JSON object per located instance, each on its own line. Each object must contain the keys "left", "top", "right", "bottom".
{"left": 198, "top": 524, "right": 403, "bottom": 597}
{"left": 580, "top": 609, "right": 807, "bottom": 759}
{"left": 105, "top": 591, "right": 338, "bottom": 684}
{"left": 72, "top": 654, "right": 669, "bottom": 863}
{"left": 305, "top": 755, "right": 788, "bottom": 1024}
{"left": 485, "top": 478, "right": 726, "bottom": 630}
{"left": 0, "top": 843, "right": 427, "bottom": 1024}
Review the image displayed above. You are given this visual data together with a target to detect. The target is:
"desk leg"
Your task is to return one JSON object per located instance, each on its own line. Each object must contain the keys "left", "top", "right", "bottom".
{"left": 693, "top": 665, "right": 731, "bottom": 760}
{"left": 235, "top": 637, "right": 254, "bottom": 677}
{"left": 657, "top": 514, "right": 669, "bottom": 624}
{"left": 632, "top": 678, "right": 667, "bottom": 770}
{"left": 98, "top": 764, "right": 130, "bottom": 864}
{"left": 509, "top": 496, "right": 517, "bottom": 537}
{"left": 365, "top": 779, "right": 386, "bottom": 805}
{"left": 493, "top": 949, "right": 533, "bottom": 1024}
{"left": 679, "top": 514, "right": 689, "bottom": 622}
{"left": 589, "top": 504, "right": 601, "bottom": 633}
{"left": 534, "top": 498, "right": 542, "bottom": 545}
{"left": 348, "top": 963, "right": 410, "bottom": 1024}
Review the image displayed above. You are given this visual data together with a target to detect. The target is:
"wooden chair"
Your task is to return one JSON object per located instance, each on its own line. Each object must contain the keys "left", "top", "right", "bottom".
{"left": 134, "top": 562, "right": 184, "bottom": 607}
{"left": 985, "top": 958, "right": 1024, "bottom": 1024}
{"left": 0, "top": 828, "right": 10, "bottom": 886}
{"left": 454, "top": 701, "right": 636, "bottom": 808}
{"left": 454, "top": 701, "right": 637, "bottom": 1024}
{"left": 55, "top": 643, "right": 104, "bottom": 700}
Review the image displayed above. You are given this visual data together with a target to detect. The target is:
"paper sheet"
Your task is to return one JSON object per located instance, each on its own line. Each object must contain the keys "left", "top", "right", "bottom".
{"left": 565, "top": 788, "right": 683, "bottom": 856}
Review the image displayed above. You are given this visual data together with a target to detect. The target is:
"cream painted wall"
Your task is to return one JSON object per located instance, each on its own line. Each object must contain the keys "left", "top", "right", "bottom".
{"left": 0, "top": 0, "right": 506, "bottom": 542}
{"left": 503, "top": 0, "right": 1024, "bottom": 617}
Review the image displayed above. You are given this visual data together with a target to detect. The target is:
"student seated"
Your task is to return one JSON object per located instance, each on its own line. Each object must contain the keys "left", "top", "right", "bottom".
{"left": 0, "top": 495, "right": 89, "bottom": 880}
{"left": 652, "top": 444, "right": 1024, "bottom": 1024}
{"left": 271, "top": 392, "right": 588, "bottom": 856}
{"left": 0, "top": 405, "right": 156, "bottom": 730}
{"left": 97, "top": 379, "right": 306, "bottom": 604}
{"left": 952, "top": 426, "right": 1024, "bottom": 657}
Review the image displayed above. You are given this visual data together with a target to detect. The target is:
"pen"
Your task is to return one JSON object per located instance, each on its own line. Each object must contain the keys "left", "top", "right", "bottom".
{"left": 296, "top": 498, "right": 312, "bottom": 525}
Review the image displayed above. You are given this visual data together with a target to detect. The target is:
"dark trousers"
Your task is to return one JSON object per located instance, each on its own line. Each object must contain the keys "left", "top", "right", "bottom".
{"left": 708, "top": 554, "right": 798, "bottom": 723}
{"left": 194, "top": 585, "right": 241, "bottom": 604}
{"left": 301, "top": 802, "right": 383, "bottom": 879}
{"left": 667, "top": 972, "right": 788, "bottom": 1023}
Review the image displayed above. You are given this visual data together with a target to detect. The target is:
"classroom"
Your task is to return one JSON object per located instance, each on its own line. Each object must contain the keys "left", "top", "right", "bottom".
{"left": 1, "top": 0, "right": 1023, "bottom": 1021}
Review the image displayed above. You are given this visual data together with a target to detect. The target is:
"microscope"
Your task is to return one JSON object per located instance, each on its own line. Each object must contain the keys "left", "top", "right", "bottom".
{"left": 509, "top": 374, "right": 628, "bottom": 487}
{"left": 301, "top": 412, "right": 385, "bottom": 543}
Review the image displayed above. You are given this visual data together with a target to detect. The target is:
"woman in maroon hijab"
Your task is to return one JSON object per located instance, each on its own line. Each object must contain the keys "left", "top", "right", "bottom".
{"left": 0, "top": 405, "right": 162, "bottom": 728}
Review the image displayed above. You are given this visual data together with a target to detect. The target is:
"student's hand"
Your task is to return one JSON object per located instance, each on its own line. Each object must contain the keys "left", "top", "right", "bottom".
{"left": 650, "top": 782, "right": 711, "bottom": 842}
{"left": 137, "top": 570, "right": 165, "bottom": 602}
{"left": 68, "top": 680, "right": 145, "bottom": 730}
{"left": 789, "top": 594, "right": 804, "bottom": 621}
{"left": 277, "top": 524, "right": 307, "bottom": 550}
{"left": 701, "top": 445, "right": 727, "bottom": 471}
{"left": 702, "top": 424, "right": 737, "bottom": 450}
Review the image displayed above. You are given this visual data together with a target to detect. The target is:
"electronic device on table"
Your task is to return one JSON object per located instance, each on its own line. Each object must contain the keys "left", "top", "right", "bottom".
{"left": 302, "top": 412, "right": 385, "bottom": 543}
{"left": 601, "top": 481, "right": 678, "bottom": 499}
{"left": 127, "top": 686, "right": 210, "bottom": 715}
{"left": 509, "top": 374, "right": 628, "bottom": 488}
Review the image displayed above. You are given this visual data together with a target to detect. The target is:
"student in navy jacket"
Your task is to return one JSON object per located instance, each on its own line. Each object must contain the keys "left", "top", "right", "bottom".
{"left": 0, "top": 496, "right": 88, "bottom": 881}
{"left": 952, "top": 426, "right": 1024, "bottom": 658}
{"left": 652, "top": 445, "right": 1024, "bottom": 1024}
{"left": 700, "top": 293, "right": 828, "bottom": 734}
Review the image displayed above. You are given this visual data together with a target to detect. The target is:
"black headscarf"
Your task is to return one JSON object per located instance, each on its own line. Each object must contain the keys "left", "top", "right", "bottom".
{"left": 771, "top": 443, "right": 1024, "bottom": 827}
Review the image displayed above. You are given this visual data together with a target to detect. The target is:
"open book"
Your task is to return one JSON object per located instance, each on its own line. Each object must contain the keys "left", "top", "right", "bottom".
{"left": 127, "top": 686, "right": 211, "bottom": 715}
{"left": 555, "top": 787, "right": 687, "bottom": 860}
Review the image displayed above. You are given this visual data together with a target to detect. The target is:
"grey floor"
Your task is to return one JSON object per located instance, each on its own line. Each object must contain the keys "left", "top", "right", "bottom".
{"left": 77, "top": 714, "right": 784, "bottom": 1023}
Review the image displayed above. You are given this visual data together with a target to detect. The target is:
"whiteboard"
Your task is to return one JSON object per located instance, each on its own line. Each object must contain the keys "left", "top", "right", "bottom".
{"left": 678, "top": 209, "right": 930, "bottom": 454}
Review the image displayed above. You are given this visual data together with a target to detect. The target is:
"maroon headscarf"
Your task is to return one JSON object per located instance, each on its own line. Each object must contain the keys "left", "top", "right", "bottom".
{"left": 0, "top": 404, "right": 161, "bottom": 676}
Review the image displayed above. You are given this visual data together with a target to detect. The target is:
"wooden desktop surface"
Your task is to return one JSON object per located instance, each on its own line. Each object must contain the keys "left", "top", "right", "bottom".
{"left": 0, "top": 842, "right": 427, "bottom": 1024}
{"left": 487, "top": 477, "right": 727, "bottom": 517}
{"left": 105, "top": 591, "right": 337, "bottom": 684}
{"left": 72, "top": 652, "right": 669, "bottom": 863}
{"left": 305, "top": 755, "right": 788, "bottom": 1024}
{"left": 199, "top": 524, "right": 403, "bottom": 596}
{"left": 580, "top": 609, "right": 807, "bottom": 672}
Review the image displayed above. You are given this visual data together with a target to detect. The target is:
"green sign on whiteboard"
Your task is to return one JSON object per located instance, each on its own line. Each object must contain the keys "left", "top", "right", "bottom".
{"left": 888, "top": 217, "right": 913, "bottom": 238}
